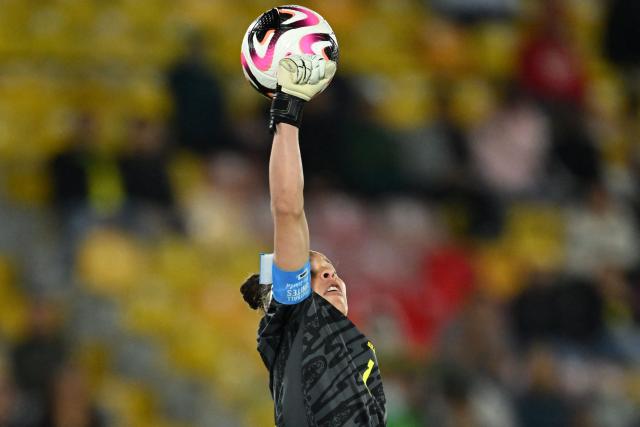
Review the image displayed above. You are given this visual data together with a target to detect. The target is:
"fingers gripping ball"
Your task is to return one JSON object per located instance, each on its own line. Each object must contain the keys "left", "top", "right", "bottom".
{"left": 282, "top": 55, "right": 325, "bottom": 85}
{"left": 278, "top": 54, "right": 337, "bottom": 101}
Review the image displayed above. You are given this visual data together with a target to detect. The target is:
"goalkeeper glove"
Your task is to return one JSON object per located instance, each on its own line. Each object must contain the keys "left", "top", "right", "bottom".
{"left": 269, "top": 54, "right": 337, "bottom": 133}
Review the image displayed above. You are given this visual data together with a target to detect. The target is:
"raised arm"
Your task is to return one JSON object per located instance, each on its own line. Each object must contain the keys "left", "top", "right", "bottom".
{"left": 269, "top": 55, "right": 336, "bottom": 272}
{"left": 270, "top": 123, "right": 309, "bottom": 270}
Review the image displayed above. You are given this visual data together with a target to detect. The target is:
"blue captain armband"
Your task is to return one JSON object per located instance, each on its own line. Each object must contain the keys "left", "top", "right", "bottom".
{"left": 272, "top": 260, "right": 312, "bottom": 305}
{"left": 258, "top": 253, "right": 312, "bottom": 305}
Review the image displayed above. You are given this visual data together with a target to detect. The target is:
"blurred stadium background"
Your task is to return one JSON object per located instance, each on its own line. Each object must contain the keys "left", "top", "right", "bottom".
{"left": 0, "top": 0, "right": 639, "bottom": 426}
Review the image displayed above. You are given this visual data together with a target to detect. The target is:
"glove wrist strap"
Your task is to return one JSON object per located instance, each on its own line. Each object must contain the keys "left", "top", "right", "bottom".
{"left": 269, "top": 90, "right": 306, "bottom": 133}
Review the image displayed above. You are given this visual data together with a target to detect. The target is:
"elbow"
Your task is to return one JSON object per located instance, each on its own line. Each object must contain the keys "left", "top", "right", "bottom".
{"left": 271, "top": 198, "right": 304, "bottom": 218}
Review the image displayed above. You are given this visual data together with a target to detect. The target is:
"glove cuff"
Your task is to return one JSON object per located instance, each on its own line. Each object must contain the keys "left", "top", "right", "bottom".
{"left": 269, "top": 90, "right": 306, "bottom": 133}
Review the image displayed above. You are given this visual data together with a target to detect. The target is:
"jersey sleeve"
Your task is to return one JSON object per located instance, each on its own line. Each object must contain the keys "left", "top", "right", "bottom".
{"left": 256, "top": 296, "right": 309, "bottom": 372}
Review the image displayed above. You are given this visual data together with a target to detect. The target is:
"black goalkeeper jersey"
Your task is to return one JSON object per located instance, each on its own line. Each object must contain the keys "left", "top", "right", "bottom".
{"left": 257, "top": 293, "right": 387, "bottom": 427}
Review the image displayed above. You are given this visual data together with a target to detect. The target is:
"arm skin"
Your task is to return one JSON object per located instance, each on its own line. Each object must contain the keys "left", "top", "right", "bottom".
{"left": 270, "top": 123, "right": 310, "bottom": 271}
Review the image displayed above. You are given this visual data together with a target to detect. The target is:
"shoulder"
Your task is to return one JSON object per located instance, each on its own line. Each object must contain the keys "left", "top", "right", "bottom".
{"left": 259, "top": 295, "right": 313, "bottom": 335}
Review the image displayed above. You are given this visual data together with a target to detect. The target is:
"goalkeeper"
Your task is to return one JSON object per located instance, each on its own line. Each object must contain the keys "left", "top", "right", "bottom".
{"left": 240, "top": 55, "right": 387, "bottom": 426}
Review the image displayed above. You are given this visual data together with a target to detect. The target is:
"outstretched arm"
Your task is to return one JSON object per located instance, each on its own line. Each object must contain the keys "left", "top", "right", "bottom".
{"left": 270, "top": 123, "right": 309, "bottom": 271}
{"left": 268, "top": 55, "right": 336, "bottom": 272}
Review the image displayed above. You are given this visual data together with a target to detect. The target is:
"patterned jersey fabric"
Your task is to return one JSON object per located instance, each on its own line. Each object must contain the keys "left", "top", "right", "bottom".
{"left": 258, "top": 293, "right": 387, "bottom": 426}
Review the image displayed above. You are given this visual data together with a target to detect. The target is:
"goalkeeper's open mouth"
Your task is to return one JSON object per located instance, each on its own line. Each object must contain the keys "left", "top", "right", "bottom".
{"left": 324, "top": 283, "right": 344, "bottom": 296}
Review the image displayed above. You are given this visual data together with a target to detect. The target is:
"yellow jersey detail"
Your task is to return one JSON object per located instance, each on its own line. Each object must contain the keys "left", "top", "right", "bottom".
{"left": 367, "top": 341, "right": 376, "bottom": 354}
{"left": 362, "top": 359, "right": 375, "bottom": 390}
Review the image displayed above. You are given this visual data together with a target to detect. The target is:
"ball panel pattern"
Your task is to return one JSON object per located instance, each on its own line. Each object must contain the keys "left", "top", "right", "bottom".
{"left": 241, "top": 5, "right": 338, "bottom": 98}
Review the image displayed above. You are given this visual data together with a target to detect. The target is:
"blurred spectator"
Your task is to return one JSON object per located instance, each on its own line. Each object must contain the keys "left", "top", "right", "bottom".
{"left": 516, "top": 346, "right": 573, "bottom": 427}
{"left": 511, "top": 272, "right": 604, "bottom": 346}
{"left": 119, "top": 119, "right": 174, "bottom": 210}
{"left": 468, "top": 84, "right": 550, "bottom": 197}
{"left": 565, "top": 184, "right": 640, "bottom": 278}
{"left": 39, "top": 365, "right": 104, "bottom": 427}
{"left": 518, "top": 0, "right": 586, "bottom": 108}
{"left": 167, "top": 30, "right": 229, "bottom": 156}
{"left": 335, "top": 86, "right": 401, "bottom": 196}
{"left": 398, "top": 87, "right": 469, "bottom": 199}
{"left": 182, "top": 151, "right": 265, "bottom": 248}
{"left": 116, "top": 118, "right": 180, "bottom": 235}
{"left": 535, "top": 1, "right": 603, "bottom": 196}
{"left": 118, "top": 118, "right": 174, "bottom": 211}
{"left": 49, "top": 114, "right": 98, "bottom": 211}
{"left": 11, "top": 300, "right": 67, "bottom": 419}
{"left": 49, "top": 113, "right": 124, "bottom": 219}
{"left": 457, "top": 84, "right": 550, "bottom": 237}
{"left": 430, "top": 294, "right": 517, "bottom": 427}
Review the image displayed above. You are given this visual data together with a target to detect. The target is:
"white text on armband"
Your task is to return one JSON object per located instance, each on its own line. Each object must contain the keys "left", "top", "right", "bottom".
{"left": 285, "top": 281, "right": 311, "bottom": 302}
{"left": 271, "top": 260, "right": 312, "bottom": 305}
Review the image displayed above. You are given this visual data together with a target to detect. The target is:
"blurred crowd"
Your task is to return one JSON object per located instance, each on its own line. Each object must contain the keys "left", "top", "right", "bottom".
{"left": 0, "top": 0, "right": 640, "bottom": 426}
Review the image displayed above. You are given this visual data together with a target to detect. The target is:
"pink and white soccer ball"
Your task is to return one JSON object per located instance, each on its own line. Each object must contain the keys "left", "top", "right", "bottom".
{"left": 241, "top": 5, "right": 339, "bottom": 98}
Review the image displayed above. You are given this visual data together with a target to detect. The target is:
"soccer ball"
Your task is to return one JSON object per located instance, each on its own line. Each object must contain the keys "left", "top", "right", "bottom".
{"left": 241, "top": 5, "right": 339, "bottom": 98}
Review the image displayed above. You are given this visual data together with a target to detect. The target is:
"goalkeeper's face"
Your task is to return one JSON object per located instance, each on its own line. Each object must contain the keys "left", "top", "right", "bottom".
{"left": 311, "top": 251, "right": 348, "bottom": 316}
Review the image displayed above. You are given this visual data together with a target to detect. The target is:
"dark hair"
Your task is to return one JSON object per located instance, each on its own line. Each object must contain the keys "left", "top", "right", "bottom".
{"left": 240, "top": 274, "right": 272, "bottom": 312}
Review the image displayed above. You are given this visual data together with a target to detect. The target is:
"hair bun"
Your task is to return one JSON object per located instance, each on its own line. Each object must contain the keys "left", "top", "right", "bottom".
{"left": 240, "top": 274, "right": 263, "bottom": 310}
